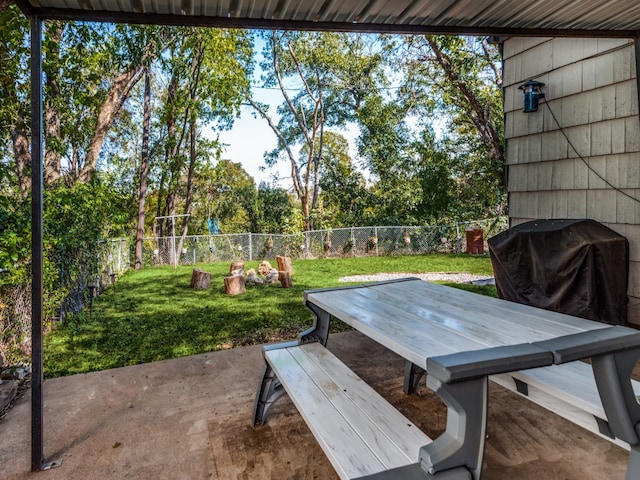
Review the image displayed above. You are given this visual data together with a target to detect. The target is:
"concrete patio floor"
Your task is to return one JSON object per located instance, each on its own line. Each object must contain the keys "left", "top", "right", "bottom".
{"left": 0, "top": 330, "right": 633, "bottom": 480}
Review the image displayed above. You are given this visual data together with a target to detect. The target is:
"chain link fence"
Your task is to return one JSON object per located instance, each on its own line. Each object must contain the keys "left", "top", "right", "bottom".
{"left": 0, "top": 283, "right": 31, "bottom": 367}
{"left": 0, "top": 219, "right": 506, "bottom": 366}
{"left": 145, "top": 217, "right": 508, "bottom": 266}
{"left": 0, "top": 237, "right": 131, "bottom": 367}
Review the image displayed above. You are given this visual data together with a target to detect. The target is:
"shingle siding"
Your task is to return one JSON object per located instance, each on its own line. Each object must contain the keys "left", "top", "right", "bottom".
{"left": 504, "top": 37, "right": 640, "bottom": 325}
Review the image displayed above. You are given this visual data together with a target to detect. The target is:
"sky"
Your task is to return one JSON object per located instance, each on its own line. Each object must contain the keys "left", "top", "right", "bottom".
{"left": 216, "top": 102, "right": 283, "bottom": 187}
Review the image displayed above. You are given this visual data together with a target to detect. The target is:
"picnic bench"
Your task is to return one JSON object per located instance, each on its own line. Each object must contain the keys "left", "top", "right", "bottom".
{"left": 253, "top": 278, "right": 640, "bottom": 480}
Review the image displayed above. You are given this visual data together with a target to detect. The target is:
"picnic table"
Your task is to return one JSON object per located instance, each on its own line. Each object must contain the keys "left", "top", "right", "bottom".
{"left": 254, "top": 278, "right": 640, "bottom": 479}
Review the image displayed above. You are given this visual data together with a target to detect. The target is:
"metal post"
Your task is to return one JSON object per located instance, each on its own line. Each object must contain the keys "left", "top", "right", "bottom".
{"left": 30, "top": 16, "right": 45, "bottom": 472}
{"left": 305, "top": 231, "right": 309, "bottom": 259}
{"left": 171, "top": 217, "right": 177, "bottom": 269}
{"left": 248, "top": 233, "right": 253, "bottom": 261}
{"left": 375, "top": 227, "right": 379, "bottom": 257}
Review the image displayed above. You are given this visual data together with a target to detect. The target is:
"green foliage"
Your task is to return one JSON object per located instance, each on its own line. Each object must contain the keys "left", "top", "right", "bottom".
{"left": 353, "top": 35, "right": 506, "bottom": 224}
{"left": 0, "top": 218, "right": 29, "bottom": 285}
{"left": 256, "top": 182, "right": 296, "bottom": 234}
{"left": 397, "top": 35, "right": 506, "bottom": 218}
{"left": 43, "top": 179, "right": 133, "bottom": 313}
{"left": 318, "top": 132, "right": 369, "bottom": 227}
{"left": 149, "top": 27, "right": 254, "bottom": 239}
{"left": 0, "top": 5, "right": 29, "bottom": 140}
{"left": 43, "top": 254, "right": 495, "bottom": 377}
{"left": 0, "top": 167, "right": 30, "bottom": 286}
{"left": 207, "top": 159, "right": 258, "bottom": 233}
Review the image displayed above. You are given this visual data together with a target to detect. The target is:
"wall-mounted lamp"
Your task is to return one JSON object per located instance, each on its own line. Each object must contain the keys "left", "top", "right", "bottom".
{"left": 518, "top": 80, "right": 545, "bottom": 112}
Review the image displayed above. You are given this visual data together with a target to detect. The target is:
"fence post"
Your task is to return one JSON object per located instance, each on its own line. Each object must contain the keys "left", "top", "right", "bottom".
{"left": 249, "top": 233, "right": 253, "bottom": 261}
{"left": 455, "top": 222, "right": 461, "bottom": 253}
{"left": 375, "top": 227, "right": 379, "bottom": 257}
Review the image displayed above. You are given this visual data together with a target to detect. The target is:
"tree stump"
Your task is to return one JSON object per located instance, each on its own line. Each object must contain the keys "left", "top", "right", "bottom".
{"left": 224, "top": 275, "right": 245, "bottom": 295}
{"left": 229, "top": 261, "right": 245, "bottom": 275}
{"left": 190, "top": 268, "right": 211, "bottom": 289}
{"left": 279, "top": 271, "right": 292, "bottom": 288}
{"left": 276, "top": 255, "right": 293, "bottom": 275}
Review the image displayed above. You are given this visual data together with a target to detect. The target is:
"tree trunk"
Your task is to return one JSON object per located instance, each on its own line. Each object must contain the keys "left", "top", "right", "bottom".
{"left": 175, "top": 120, "right": 197, "bottom": 256}
{"left": 10, "top": 128, "right": 31, "bottom": 200}
{"left": 159, "top": 73, "right": 188, "bottom": 267}
{"left": 224, "top": 275, "right": 245, "bottom": 295}
{"left": 79, "top": 66, "right": 144, "bottom": 182}
{"left": 44, "top": 21, "right": 63, "bottom": 184}
{"left": 190, "top": 268, "right": 211, "bottom": 289}
{"left": 426, "top": 36, "right": 504, "bottom": 166}
{"left": 135, "top": 66, "right": 151, "bottom": 270}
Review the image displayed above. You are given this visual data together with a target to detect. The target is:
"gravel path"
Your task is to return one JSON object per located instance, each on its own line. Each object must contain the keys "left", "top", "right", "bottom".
{"left": 339, "top": 272, "right": 495, "bottom": 285}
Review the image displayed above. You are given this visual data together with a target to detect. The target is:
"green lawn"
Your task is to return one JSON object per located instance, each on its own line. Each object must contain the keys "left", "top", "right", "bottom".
{"left": 43, "top": 254, "right": 496, "bottom": 378}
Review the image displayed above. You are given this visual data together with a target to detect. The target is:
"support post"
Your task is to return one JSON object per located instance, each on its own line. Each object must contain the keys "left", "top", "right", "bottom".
{"left": 591, "top": 347, "right": 640, "bottom": 480}
{"left": 30, "top": 16, "right": 45, "bottom": 473}
{"left": 419, "top": 376, "right": 488, "bottom": 480}
{"left": 300, "top": 302, "right": 331, "bottom": 345}
{"left": 252, "top": 339, "right": 299, "bottom": 426}
{"left": 627, "top": 446, "right": 640, "bottom": 480}
{"left": 403, "top": 361, "right": 426, "bottom": 394}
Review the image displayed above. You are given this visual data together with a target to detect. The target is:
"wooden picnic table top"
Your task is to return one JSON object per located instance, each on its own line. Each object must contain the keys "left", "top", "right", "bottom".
{"left": 293, "top": 278, "right": 640, "bottom": 479}
{"left": 304, "top": 277, "right": 611, "bottom": 370}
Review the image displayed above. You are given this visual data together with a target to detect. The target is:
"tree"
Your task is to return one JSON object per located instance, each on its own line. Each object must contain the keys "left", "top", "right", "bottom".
{"left": 152, "top": 27, "right": 253, "bottom": 261}
{"left": 206, "top": 160, "right": 257, "bottom": 233}
{"left": 256, "top": 182, "right": 295, "bottom": 234}
{"left": 134, "top": 65, "right": 152, "bottom": 269}
{"left": 250, "top": 31, "right": 386, "bottom": 231}
{"left": 0, "top": 17, "right": 166, "bottom": 187}
{"left": 0, "top": 5, "right": 31, "bottom": 198}
{"left": 318, "top": 132, "right": 368, "bottom": 227}
{"left": 396, "top": 35, "right": 506, "bottom": 217}
{"left": 41, "top": 23, "right": 160, "bottom": 183}
{"left": 355, "top": 92, "right": 426, "bottom": 225}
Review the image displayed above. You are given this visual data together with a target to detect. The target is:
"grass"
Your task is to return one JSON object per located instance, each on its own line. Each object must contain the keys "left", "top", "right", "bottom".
{"left": 43, "top": 254, "right": 496, "bottom": 378}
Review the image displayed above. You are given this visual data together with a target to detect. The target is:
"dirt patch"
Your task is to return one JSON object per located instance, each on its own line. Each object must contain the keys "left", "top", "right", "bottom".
{"left": 209, "top": 405, "right": 338, "bottom": 480}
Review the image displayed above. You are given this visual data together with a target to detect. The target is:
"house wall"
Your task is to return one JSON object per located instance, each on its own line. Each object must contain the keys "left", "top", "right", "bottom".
{"left": 503, "top": 37, "right": 640, "bottom": 325}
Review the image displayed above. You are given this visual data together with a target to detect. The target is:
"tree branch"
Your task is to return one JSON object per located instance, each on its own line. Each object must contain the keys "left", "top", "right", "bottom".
{"left": 246, "top": 96, "right": 304, "bottom": 201}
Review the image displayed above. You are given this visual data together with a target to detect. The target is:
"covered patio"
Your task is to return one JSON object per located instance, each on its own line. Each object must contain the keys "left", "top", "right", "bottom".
{"left": 6, "top": 0, "right": 640, "bottom": 476}
{"left": 1, "top": 330, "right": 635, "bottom": 479}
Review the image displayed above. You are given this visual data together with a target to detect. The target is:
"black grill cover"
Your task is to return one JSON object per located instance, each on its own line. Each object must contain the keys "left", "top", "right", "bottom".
{"left": 488, "top": 219, "right": 628, "bottom": 325}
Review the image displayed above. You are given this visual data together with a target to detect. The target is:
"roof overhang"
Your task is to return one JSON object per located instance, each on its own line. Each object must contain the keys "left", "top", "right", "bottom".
{"left": 13, "top": 0, "right": 640, "bottom": 38}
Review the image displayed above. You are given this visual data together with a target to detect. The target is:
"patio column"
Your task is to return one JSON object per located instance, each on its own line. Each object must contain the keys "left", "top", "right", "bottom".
{"left": 30, "top": 15, "right": 45, "bottom": 472}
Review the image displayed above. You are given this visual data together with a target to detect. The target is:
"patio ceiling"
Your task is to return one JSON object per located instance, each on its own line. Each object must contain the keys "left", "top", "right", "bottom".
{"left": 13, "top": 0, "right": 640, "bottom": 37}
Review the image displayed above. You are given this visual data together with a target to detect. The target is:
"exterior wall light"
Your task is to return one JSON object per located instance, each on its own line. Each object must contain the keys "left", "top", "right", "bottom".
{"left": 518, "top": 79, "right": 545, "bottom": 112}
